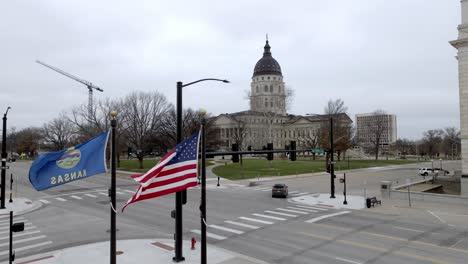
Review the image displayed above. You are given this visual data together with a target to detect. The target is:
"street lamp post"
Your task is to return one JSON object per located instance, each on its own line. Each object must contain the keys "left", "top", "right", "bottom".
{"left": 329, "top": 117, "right": 335, "bottom": 199}
{"left": 174, "top": 78, "right": 229, "bottom": 262}
{"left": 1, "top": 107, "right": 11, "bottom": 209}
{"left": 431, "top": 159, "right": 434, "bottom": 171}
{"left": 200, "top": 110, "right": 207, "bottom": 264}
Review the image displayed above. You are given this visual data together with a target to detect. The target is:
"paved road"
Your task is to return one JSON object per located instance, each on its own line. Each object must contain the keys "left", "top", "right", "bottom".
{"left": 2, "top": 160, "right": 468, "bottom": 263}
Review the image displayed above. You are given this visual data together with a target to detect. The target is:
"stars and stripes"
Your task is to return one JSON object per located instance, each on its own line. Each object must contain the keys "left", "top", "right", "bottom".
{"left": 122, "top": 131, "right": 200, "bottom": 212}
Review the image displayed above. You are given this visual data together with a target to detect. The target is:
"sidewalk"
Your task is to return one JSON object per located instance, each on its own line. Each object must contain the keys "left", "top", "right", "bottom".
{"left": 12, "top": 239, "right": 269, "bottom": 264}
{"left": 0, "top": 197, "right": 41, "bottom": 217}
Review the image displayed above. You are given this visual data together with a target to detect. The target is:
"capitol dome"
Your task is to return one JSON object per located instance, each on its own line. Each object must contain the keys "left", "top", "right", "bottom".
{"left": 253, "top": 40, "right": 282, "bottom": 77}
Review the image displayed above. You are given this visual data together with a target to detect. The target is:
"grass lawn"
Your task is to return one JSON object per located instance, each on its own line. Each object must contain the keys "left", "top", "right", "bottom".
{"left": 212, "top": 159, "right": 420, "bottom": 180}
{"left": 118, "top": 159, "right": 215, "bottom": 172}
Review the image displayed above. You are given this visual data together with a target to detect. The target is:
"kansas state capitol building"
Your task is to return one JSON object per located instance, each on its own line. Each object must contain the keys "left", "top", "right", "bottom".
{"left": 210, "top": 40, "right": 352, "bottom": 151}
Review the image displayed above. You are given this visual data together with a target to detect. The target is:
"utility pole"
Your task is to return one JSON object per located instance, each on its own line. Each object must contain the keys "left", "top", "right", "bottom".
{"left": 1, "top": 107, "right": 11, "bottom": 209}
{"left": 200, "top": 110, "right": 207, "bottom": 264}
{"left": 110, "top": 111, "right": 117, "bottom": 264}
{"left": 330, "top": 117, "right": 336, "bottom": 198}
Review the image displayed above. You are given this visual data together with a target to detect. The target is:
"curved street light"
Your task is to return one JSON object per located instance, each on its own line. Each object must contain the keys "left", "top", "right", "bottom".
{"left": 174, "top": 78, "right": 229, "bottom": 262}
{"left": 1, "top": 106, "right": 11, "bottom": 209}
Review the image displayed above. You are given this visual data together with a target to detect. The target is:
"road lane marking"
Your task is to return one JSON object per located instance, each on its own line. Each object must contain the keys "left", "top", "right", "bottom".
{"left": 0, "top": 241, "right": 53, "bottom": 256}
{"left": 294, "top": 204, "right": 328, "bottom": 211}
{"left": 393, "top": 226, "right": 424, "bottom": 233}
{"left": 301, "top": 232, "right": 450, "bottom": 264}
{"left": 191, "top": 229, "right": 226, "bottom": 240}
{"left": 286, "top": 206, "right": 317, "bottom": 212}
{"left": 55, "top": 197, "right": 67, "bottom": 202}
{"left": 70, "top": 195, "right": 82, "bottom": 200}
{"left": 335, "top": 257, "right": 363, "bottom": 264}
{"left": 276, "top": 208, "right": 309, "bottom": 214}
{"left": 39, "top": 199, "right": 50, "bottom": 204}
{"left": 292, "top": 192, "right": 309, "bottom": 196}
{"left": 252, "top": 213, "right": 286, "bottom": 221}
{"left": 84, "top": 194, "right": 97, "bottom": 198}
{"left": 123, "top": 190, "right": 134, "bottom": 193}
{"left": 288, "top": 191, "right": 299, "bottom": 194}
{"left": 311, "top": 222, "right": 468, "bottom": 254}
{"left": 428, "top": 210, "right": 446, "bottom": 223}
{"left": 253, "top": 188, "right": 269, "bottom": 191}
{"left": 209, "top": 225, "right": 244, "bottom": 234}
{"left": 224, "top": 220, "right": 259, "bottom": 229}
{"left": 0, "top": 235, "right": 47, "bottom": 247}
{"left": 450, "top": 238, "right": 465, "bottom": 248}
{"left": 239, "top": 217, "right": 273, "bottom": 225}
{"left": 264, "top": 210, "right": 297, "bottom": 217}
{"left": 305, "top": 211, "right": 350, "bottom": 223}
{"left": 116, "top": 191, "right": 124, "bottom": 195}
{"left": 99, "top": 192, "right": 108, "bottom": 196}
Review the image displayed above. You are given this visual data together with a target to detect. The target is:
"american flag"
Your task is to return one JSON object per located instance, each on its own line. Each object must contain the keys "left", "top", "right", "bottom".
{"left": 122, "top": 131, "right": 200, "bottom": 212}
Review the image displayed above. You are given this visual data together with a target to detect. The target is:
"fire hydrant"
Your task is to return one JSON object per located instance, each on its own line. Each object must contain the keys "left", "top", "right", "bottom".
{"left": 191, "top": 237, "right": 196, "bottom": 250}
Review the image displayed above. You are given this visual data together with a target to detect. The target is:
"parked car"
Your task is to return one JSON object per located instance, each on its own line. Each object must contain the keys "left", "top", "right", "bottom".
{"left": 418, "top": 167, "right": 449, "bottom": 176}
{"left": 272, "top": 183, "right": 288, "bottom": 198}
{"left": 7, "top": 152, "right": 20, "bottom": 162}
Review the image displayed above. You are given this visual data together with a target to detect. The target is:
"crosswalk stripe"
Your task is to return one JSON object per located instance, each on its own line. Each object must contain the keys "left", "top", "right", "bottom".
{"left": 239, "top": 217, "right": 273, "bottom": 225}
{"left": 287, "top": 206, "right": 318, "bottom": 213}
{"left": 0, "top": 217, "right": 24, "bottom": 224}
{"left": 0, "top": 224, "right": 34, "bottom": 234}
{"left": 252, "top": 213, "right": 286, "bottom": 221}
{"left": 276, "top": 208, "right": 309, "bottom": 214}
{"left": 123, "top": 190, "right": 134, "bottom": 193}
{"left": 55, "top": 197, "right": 67, "bottom": 202}
{"left": 292, "top": 192, "right": 309, "bottom": 196}
{"left": 264, "top": 210, "right": 297, "bottom": 217}
{"left": 224, "top": 220, "right": 259, "bottom": 229}
{"left": 0, "top": 230, "right": 40, "bottom": 240}
{"left": 191, "top": 229, "right": 226, "bottom": 240}
{"left": 85, "top": 194, "right": 97, "bottom": 198}
{"left": 116, "top": 191, "right": 124, "bottom": 195}
{"left": 306, "top": 211, "right": 351, "bottom": 223}
{"left": 253, "top": 188, "right": 270, "bottom": 191}
{"left": 99, "top": 192, "right": 108, "bottom": 196}
{"left": 294, "top": 204, "right": 328, "bottom": 211}
{"left": 209, "top": 225, "right": 244, "bottom": 234}
{"left": 0, "top": 235, "right": 47, "bottom": 247}
{"left": 39, "top": 199, "right": 50, "bottom": 204}
{"left": 0, "top": 241, "right": 53, "bottom": 256}
{"left": 289, "top": 191, "right": 300, "bottom": 194}
{"left": 0, "top": 220, "right": 28, "bottom": 226}
{"left": 70, "top": 195, "right": 82, "bottom": 200}
{"left": 261, "top": 189, "right": 271, "bottom": 192}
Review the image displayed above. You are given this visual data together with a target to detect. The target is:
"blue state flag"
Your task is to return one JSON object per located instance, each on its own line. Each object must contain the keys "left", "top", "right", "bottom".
{"left": 29, "top": 132, "right": 109, "bottom": 191}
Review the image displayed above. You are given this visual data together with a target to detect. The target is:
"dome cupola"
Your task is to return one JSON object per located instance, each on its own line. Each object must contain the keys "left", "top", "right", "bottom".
{"left": 253, "top": 40, "right": 282, "bottom": 77}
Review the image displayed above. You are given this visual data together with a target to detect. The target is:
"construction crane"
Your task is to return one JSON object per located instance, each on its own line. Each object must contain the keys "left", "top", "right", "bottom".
{"left": 36, "top": 60, "right": 103, "bottom": 119}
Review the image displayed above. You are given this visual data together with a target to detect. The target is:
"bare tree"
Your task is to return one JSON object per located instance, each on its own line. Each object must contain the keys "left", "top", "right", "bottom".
{"left": 11, "top": 127, "right": 43, "bottom": 156}
{"left": 299, "top": 128, "right": 320, "bottom": 160}
{"left": 120, "top": 91, "right": 171, "bottom": 169}
{"left": 319, "top": 99, "right": 352, "bottom": 160}
{"left": 420, "top": 129, "right": 444, "bottom": 158}
{"left": 42, "top": 113, "right": 77, "bottom": 151}
{"left": 324, "top": 98, "right": 348, "bottom": 115}
{"left": 442, "top": 127, "right": 460, "bottom": 159}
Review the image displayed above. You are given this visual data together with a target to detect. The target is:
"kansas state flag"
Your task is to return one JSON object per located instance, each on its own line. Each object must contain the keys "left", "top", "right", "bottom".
{"left": 29, "top": 132, "right": 109, "bottom": 191}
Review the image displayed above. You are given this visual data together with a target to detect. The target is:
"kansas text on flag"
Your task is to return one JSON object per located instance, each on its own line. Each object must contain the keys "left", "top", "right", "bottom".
{"left": 29, "top": 132, "right": 109, "bottom": 191}
{"left": 122, "top": 131, "right": 200, "bottom": 212}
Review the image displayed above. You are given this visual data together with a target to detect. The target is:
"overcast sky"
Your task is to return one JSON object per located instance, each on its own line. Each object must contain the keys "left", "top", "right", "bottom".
{"left": 0, "top": 0, "right": 461, "bottom": 139}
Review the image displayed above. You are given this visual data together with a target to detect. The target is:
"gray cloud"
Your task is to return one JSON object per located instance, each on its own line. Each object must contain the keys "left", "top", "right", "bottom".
{"left": 0, "top": 0, "right": 460, "bottom": 139}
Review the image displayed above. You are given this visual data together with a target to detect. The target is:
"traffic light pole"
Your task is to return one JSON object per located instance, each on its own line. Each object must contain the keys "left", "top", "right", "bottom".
{"left": 200, "top": 113, "right": 207, "bottom": 264}
{"left": 110, "top": 112, "right": 117, "bottom": 264}
{"left": 1, "top": 108, "right": 11, "bottom": 209}
{"left": 174, "top": 81, "right": 184, "bottom": 262}
{"left": 330, "top": 117, "right": 335, "bottom": 199}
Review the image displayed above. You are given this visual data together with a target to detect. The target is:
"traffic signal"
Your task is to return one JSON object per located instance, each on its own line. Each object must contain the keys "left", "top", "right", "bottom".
{"left": 267, "top": 143, "right": 273, "bottom": 161}
{"left": 231, "top": 144, "right": 239, "bottom": 163}
{"left": 289, "top": 141, "right": 296, "bottom": 161}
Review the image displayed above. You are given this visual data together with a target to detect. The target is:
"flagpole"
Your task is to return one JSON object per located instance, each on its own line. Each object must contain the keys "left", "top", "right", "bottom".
{"left": 110, "top": 111, "right": 117, "bottom": 264}
{"left": 200, "top": 109, "right": 207, "bottom": 264}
